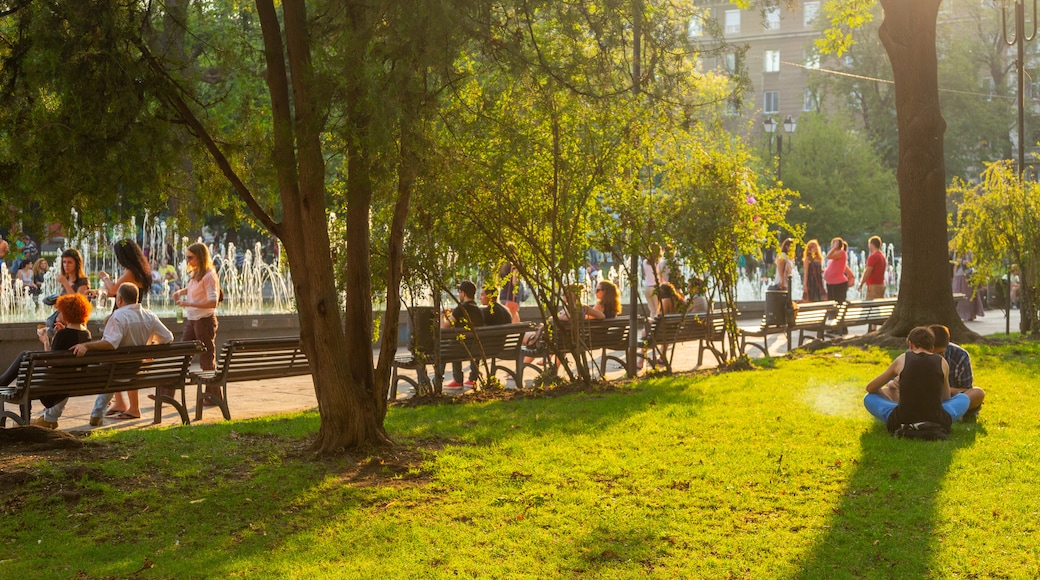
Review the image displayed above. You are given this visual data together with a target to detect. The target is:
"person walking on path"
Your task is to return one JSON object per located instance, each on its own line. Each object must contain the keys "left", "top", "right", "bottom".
{"left": 858, "top": 235, "right": 887, "bottom": 300}
{"left": 643, "top": 243, "right": 669, "bottom": 316}
{"left": 97, "top": 239, "right": 153, "bottom": 417}
{"left": 173, "top": 243, "right": 222, "bottom": 403}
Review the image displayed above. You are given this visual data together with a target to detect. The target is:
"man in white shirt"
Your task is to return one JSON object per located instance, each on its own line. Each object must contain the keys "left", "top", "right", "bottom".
{"left": 75, "top": 283, "right": 174, "bottom": 426}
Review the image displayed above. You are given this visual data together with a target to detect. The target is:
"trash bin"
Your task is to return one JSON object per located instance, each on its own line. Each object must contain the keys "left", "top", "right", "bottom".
{"left": 408, "top": 306, "right": 438, "bottom": 354}
{"left": 765, "top": 290, "right": 790, "bottom": 326}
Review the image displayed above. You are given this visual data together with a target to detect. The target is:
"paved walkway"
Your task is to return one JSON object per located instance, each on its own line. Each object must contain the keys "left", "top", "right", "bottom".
{"left": 9, "top": 308, "right": 1021, "bottom": 433}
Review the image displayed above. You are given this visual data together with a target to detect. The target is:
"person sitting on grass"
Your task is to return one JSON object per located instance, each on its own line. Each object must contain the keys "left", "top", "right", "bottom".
{"left": 929, "top": 324, "right": 985, "bottom": 421}
{"left": 863, "top": 326, "right": 984, "bottom": 436}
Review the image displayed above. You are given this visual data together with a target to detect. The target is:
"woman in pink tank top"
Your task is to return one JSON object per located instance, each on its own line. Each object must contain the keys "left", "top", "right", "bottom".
{"left": 824, "top": 237, "right": 849, "bottom": 303}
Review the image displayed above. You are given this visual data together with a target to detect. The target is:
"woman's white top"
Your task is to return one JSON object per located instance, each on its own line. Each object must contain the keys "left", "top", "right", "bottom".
{"left": 642, "top": 259, "right": 668, "bottom": 289}
{"left": 185, "top": 270, "right": 220, "bottom": 320}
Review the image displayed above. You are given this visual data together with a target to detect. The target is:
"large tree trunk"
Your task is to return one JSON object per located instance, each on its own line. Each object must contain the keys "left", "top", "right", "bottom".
{"left": 258, "top": 0, "right": 389, "bottom": 453}
{"left": 877, "top": 0, "right": 975, "bottom": 340}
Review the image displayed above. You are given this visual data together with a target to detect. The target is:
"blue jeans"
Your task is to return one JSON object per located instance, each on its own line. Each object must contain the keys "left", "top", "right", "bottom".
{"left": 864, "top": 392, "right": 971, "bottom": 423}
{"left": 42, "top": 397, "right": 68, "bottom": 422}
{"left": 91, "top": 393, "right": 114, "bottom": 419}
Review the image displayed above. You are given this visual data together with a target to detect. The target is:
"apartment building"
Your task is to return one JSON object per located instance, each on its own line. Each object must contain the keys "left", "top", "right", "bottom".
{"left": 692, "top": 1, "right": 824, "bottom": 132}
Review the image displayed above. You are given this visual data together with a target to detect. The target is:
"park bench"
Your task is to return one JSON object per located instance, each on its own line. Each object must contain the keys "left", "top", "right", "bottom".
{"left": 0, "top": 341, "right": 204, "bottom": 427}
{"left": 517, "top": 316, "right": 637, "bottom": 385}
{"left": 643, "top": 308, "right": 733, "bottom": 372}
{"left": 739, "top": 300, "right": 837, "bottom": 357}
{"left": 824, "top": 298, "right": 898, "bottom": 336}
{"left": 189, "top": 337, "right": 309, "bottom": 421}
{"left": 390, "top": 321, "right": 537, "bottom": 399}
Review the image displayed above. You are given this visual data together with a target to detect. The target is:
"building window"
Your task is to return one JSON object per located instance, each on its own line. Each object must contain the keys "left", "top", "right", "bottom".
{"left": 764, "top": 50, "right": 780, "bottom": 73}
{"left": 764, "top": 91, "right": 779, "bottom": 114}
{"left": 803, "top": 88, "right": 819, "bottom": 112}
{"left": 765, "top": 7, "right": 781, "bottom": 30}
{"left": 724, "top": 52, "right": 738, "bottom": 73}
{"left": 689, "top": 15, "right": 704, "bottom": 38}
{"left": 804, "top": 50, "right": 820, "bottom": 69}
{"left": 804, "top": 1, "right": 820, "bottom": 27}
{"left": 725, "top": 9, "right": 741, "bottom": 34}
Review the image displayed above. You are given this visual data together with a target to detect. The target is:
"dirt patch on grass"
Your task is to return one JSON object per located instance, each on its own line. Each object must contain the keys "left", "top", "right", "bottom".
{"left": 393, "top": 380, "right": 627, "bottom": 408}
{"left": 333, "top": 437, "right": 450, "bottom": 488}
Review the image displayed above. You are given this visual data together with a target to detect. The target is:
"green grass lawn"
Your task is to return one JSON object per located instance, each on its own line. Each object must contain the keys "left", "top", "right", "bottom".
{"left": 3, "top": 341, "right": 1040, "bottom": 579}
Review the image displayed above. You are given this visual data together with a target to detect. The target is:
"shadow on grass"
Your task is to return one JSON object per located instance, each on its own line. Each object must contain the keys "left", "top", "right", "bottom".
{"left": 388, "top": 375, "right": 710, "bottom": 440}
{"left": 2, "top": 379, "right": 713, "bottom": 577}
{"left": 794, "top": 421, "right": 982, "bottom": 578}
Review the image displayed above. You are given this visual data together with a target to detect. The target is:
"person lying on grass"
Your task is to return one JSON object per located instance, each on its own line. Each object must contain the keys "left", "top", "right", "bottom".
{"left": 862, "top": 326, "right": 984, "bottom": 435}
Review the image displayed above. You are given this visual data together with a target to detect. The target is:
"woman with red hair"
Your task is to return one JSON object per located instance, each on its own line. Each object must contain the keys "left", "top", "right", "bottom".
{"left": 0, "top": 293, "right": 94, "bottom": 429}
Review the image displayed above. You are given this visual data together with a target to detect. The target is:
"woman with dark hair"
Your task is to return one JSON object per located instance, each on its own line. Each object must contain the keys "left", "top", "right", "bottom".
{"left": 585, "top": 279, "right": 620, "bottom": 320}
{"left": 99, "top": 238, "right": 152, "bottom": 302}
{"left": 772, "top": 238, "right": 795, "bottom": 292}
{"left": 55, "top": 249, "right": 90, "bottom": 297}
{"left": 98, "top": 239, "right": 151, "bottom": 419}
{"left": 173, "top": 243, "right": 221, "bottom": 380}
{"left": 823, "top": 237, "right": 849, "bottom": 303}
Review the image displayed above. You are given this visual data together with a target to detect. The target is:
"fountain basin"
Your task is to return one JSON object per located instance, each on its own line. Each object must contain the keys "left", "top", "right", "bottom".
{"left": 0, "top": 313, "right": 301, "bottom": 367}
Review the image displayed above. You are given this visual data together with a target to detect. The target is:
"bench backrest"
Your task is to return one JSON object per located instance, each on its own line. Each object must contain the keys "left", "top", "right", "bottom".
{"left": 214, "top": 337, "right": 310, "bottom": 383}
{"left": 437, "top": 322, "right": 536, "bottom": 362}
{"left": 16, "top": 342, "right": 203, "bottom": 397}
{"left": 550, "top": 317, "right": 633, "bottom": 353}
{"left": 650, "top": 312, "right": 712, "bottom": 344}
{"left": 839, "top": 298, "right": 897, "bottom": 326}
{"left": 790, "top": 300, "right": 837, "bottom": 329}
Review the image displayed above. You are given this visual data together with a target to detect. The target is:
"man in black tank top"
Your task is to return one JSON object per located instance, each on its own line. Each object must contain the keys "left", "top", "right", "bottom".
{"left": 863, "top": 326, "right": 973, "bottom": 434}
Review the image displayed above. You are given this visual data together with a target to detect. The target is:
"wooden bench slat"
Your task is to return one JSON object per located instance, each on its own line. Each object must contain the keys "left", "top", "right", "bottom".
{"left": 190, "top": 336, "right": 310, "bottom": 422}
{"left": 1, "top": 341, "right": 204, "bottom": 427}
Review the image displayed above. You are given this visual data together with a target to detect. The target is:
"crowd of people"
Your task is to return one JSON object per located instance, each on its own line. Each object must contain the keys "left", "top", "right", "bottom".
{"left": 4, "top": 229, "right": 995, "bottom": 438}
{"left": 0, "top": 237, "right": 223, "bottom": 431}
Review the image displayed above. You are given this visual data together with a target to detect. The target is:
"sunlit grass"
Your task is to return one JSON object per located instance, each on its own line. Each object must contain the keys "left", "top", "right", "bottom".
{"left": 2, "top": 341, "right": 1039, "bottom": 578}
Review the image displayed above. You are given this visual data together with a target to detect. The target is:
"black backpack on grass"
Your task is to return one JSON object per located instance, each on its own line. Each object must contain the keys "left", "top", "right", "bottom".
{"left": 893, "top": 422, "right": 948, "bottom": 441}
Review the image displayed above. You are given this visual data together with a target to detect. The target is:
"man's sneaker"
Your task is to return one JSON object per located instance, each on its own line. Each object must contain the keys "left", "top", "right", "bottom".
{"left": 30, "top": 415, "right": 58, "bottom": 430}
{"left": 444, "top": 381, "right": 464, "bottom": 389}
{"left": 464, "top": 380, "right": 476, "bottom": 387}
{"left": 962, "top": 404, "right": 982, "bottom": 423}
{"left": 89, "top": 416, "right": 104, "bottom": 427}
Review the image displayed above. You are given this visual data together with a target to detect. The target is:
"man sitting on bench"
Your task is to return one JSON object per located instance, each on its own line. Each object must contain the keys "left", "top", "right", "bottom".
{"left": 73, "top": 283, "right": 174, "bottom": 426}
{"left": 441, "top": 280, "right": 484, "bottom": 389}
